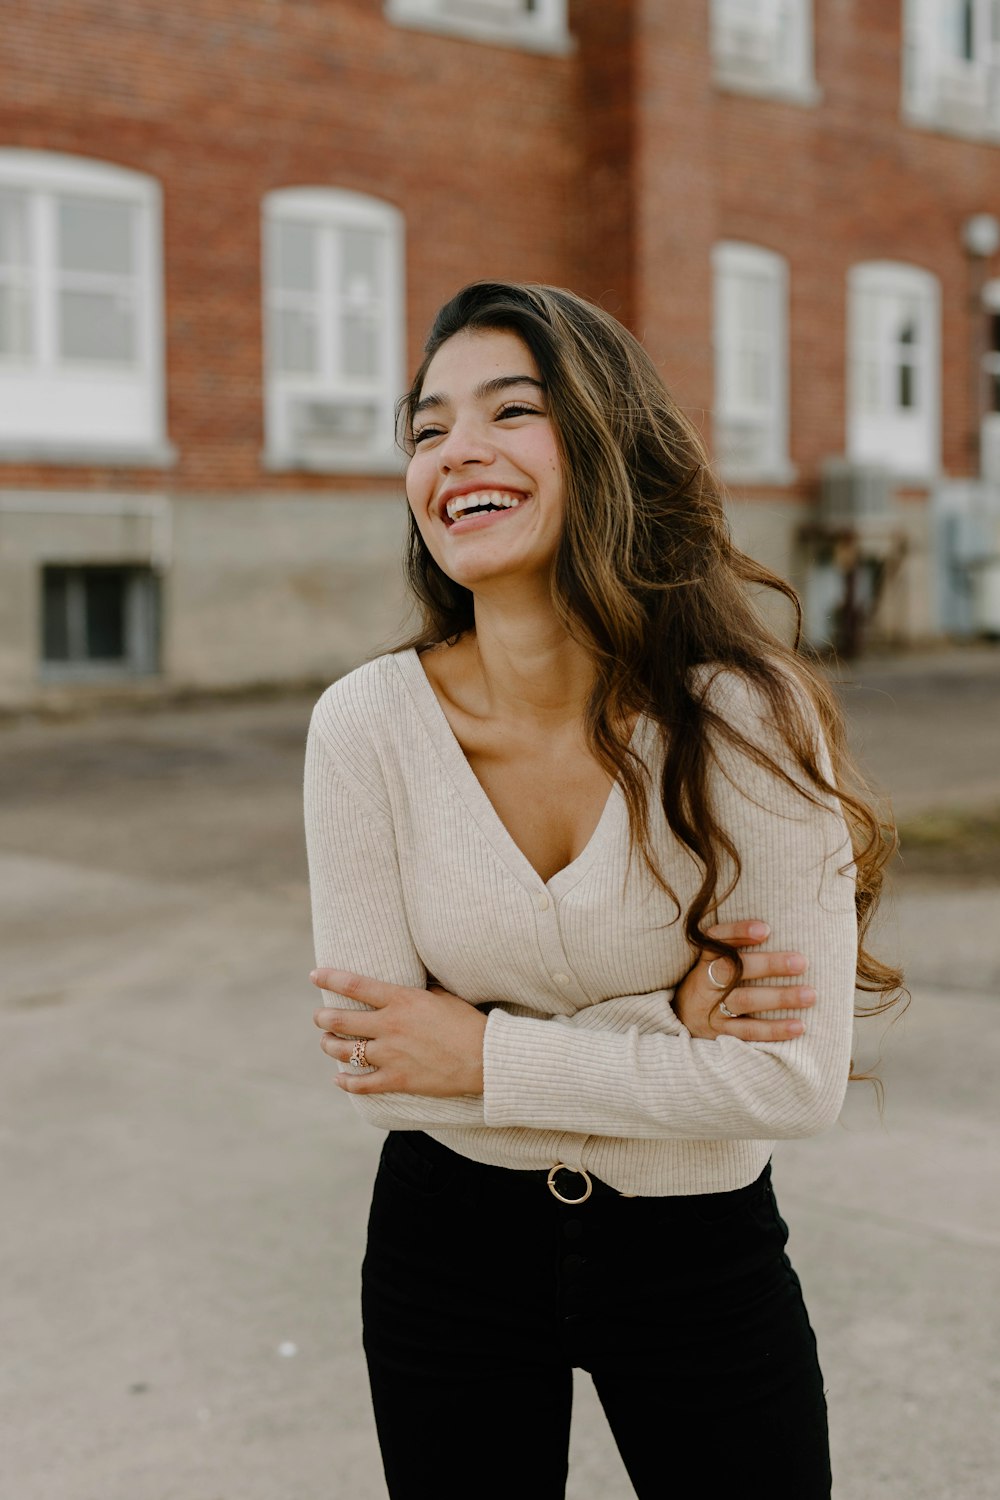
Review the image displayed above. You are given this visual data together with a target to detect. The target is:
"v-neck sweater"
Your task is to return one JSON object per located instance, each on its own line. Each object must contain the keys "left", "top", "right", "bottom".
{"left": 304, "top": 648, "right": 858, "bottom": 1197}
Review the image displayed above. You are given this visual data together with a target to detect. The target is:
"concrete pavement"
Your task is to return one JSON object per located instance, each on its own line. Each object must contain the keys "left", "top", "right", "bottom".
{"left": 1, "top": 647, "right": 998, "bottom": 1499}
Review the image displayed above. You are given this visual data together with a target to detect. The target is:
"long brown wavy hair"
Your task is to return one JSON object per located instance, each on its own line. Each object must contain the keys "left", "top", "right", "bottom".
{"left": 395, "top": 281, "right": 905, "bottom": 1047}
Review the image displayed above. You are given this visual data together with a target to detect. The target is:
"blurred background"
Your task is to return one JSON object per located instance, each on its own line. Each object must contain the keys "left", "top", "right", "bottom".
{"left": 1, "top": 3, "right": 998, "bottom": 1498}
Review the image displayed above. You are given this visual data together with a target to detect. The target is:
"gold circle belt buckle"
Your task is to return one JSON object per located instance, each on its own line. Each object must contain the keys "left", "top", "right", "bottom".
{"left": 546, "top": 1163, "right": 594, "bottom": 1204}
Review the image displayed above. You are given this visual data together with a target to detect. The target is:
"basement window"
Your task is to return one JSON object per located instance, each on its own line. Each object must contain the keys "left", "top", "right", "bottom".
{"left": 41, "top": 564, "right": 160, "bottom": 677}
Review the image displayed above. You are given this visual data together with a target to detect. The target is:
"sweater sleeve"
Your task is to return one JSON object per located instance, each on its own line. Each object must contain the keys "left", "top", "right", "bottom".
{"left": 304, "top": 698, "right": 488, "bottom": 1131}
{"left": 481, "top": 672, "right": 858, "bottom": 1140}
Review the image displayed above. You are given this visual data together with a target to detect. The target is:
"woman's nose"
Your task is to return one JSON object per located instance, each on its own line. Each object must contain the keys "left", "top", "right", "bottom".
{"left": 437, "top": 418, "right": 495, "bottom": 471}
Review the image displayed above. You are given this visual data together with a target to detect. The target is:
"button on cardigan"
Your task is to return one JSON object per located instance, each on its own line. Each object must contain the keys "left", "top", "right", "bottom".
{"left": 304, "top": 648, "right": 858, "bottom": 1197}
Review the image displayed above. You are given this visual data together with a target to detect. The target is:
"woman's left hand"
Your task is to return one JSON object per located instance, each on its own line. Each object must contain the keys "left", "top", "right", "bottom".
{"left": 311, "top": 969, "right": 487, "bottom": 1097}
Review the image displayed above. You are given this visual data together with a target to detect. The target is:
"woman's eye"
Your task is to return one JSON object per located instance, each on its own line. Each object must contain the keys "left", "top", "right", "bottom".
{"left": 411, "top": 426, "right": 444, "bottom": 445}
{"left": 496, "top": 403, "right": 540, "bottom": 421}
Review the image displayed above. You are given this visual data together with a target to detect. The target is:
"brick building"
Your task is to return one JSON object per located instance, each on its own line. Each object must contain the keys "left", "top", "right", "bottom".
{"left": 2, "top": 0, "right": 999, "bottom": 708}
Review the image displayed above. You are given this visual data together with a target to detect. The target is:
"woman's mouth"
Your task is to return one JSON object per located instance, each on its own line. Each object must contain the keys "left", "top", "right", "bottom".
{"left": 443, "top": 490, "right": 529, "bottom": 528}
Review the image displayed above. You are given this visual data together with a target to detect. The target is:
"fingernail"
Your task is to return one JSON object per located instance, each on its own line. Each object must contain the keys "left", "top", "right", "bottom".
{"left": 788, "top": 1020, "right": 805, "bottom": 1034}
{"left": 309, "top": 969, "right": 319, "bottom": 981}
{"left": 800, "top": 988, "right": 817, "bottom": 1004}
{"left": 788, "top": 955, "right": 807, "bottom": 973}
{"left": 748, "top": 922, "right": 770, "bottom": 939}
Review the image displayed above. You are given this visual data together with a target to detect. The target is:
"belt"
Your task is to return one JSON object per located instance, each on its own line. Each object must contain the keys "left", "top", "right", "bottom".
{"left": 392, "top": 1130, "right": 624, "bottom": 1204}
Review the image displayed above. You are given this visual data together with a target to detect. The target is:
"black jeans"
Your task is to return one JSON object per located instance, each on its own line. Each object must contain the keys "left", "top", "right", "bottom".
{"left": 362, "top": 1131, "right": 831, "bottom": 1500}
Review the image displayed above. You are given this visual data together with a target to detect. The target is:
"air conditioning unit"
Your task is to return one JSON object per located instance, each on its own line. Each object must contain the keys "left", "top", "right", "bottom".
{"left": 817, "top": 459, "right": 894, "bottom": 523}
{"left": 288, "top": 397, "right": 379, "bottom": 455}
{"left": 934, "top": 61, "right": 990, "bottom": 131}
{"left": 439, "top": 0, "right": 532, "bottom": 20}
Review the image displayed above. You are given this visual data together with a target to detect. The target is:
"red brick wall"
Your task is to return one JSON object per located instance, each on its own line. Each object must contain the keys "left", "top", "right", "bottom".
{"left": 0, "top": 0, "right": 580, "bottom": 493}
{"left": 712, "top": 0, "right": 1000, "bottom": 492}
{"left": 632, "top": 0, "right": 716, "bottom": 434}
{"left": 4, "top": 0, "right": 1000, "bottom": 498}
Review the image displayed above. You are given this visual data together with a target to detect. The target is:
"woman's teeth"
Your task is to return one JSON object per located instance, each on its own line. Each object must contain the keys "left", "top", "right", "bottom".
{"left": 445, "top": 491, "right": 526, "bottom": 522}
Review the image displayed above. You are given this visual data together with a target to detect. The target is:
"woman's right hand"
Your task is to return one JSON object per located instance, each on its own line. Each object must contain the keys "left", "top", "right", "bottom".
{"left": 673, "top": 920, "right": 815, "bottom": 1042}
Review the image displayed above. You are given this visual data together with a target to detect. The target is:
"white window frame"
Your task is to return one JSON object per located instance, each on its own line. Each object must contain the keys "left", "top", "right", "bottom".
{"left": 903, "top": 0, "right": 1000, "bottom": 139}
{"left": 847, "top": 261, "right": 940, "bottom": 480}
{"left": 711, "top": 0, "right": 820, "bottom": 104}
{"left": 262, "top": 188, "right": 405, "bottom": 475}
{"left": 384, "top": 0, "right": 572, "bottom": 55}
{"left": 0, "top": 150, "right": 171, "bottom": 466}
{"left": 712, "top": 242, "right": 794, "bottom": 484}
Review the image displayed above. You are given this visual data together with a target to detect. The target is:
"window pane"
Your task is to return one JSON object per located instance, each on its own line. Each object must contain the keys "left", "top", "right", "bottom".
{"left": 856, "top": 352, "right": 882, "bottom": 414}
{"left": 898, "top": 363, "right": 917, "bottom": 409}
{"left": 341, "top": 229, "right": 381, "bottom": 306}
{"left": 741, "top": 273, "right": 773, "bottom": 334}
{"left": 342, "top": 313, "right": 380, "bottom": 378}
{"left": 84, "top": 570, "right": 126, "bottom": 660}
{"left": 720, "top": 268, "right": 776, "bottom": 412}
{"left": 57, "top": 196, "right": 134, "bottom": 276}
{"left": 272, "top": 306, "right": 319, "bottom": 374}
{"left": 273, "top": 221, "right": 317, "bottom": 293}
{"left": 0, "top": 191, "right": 29, "bottom": 268}
{"left": 42, "top": 568, "right": 71, "bottom": 661}
{"left": 58, "top": 288, "right": 136, "bottom": 362}
{"left": 0, "top": 285, "right": 32, "bottom": 358}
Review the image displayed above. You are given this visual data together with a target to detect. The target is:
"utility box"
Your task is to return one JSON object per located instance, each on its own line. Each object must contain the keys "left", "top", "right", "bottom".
{"left": 971, "top": 558, "right": 1000, "bottom": 636}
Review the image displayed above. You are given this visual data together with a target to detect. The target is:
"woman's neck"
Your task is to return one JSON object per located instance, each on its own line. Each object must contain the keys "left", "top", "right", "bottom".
{"left": 461, "top": 592, "right": 594, "bottom": 735}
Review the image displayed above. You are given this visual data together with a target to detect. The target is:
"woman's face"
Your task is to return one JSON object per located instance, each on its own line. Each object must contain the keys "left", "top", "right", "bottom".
{"left": 405, "top": 328, "right": 565, "bottom": 593}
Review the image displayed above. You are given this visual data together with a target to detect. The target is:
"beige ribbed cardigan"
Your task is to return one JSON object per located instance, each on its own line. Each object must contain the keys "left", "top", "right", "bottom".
{"left": 304, "top": 648, "right": 858, "bottom": 1197}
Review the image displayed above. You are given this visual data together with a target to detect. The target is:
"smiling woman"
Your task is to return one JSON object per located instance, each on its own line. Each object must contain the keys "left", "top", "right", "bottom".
{"left": 303, "top": 281, "right": 904, "bottom": 1500}
{"left": 403, "top": 329, "right": 564, "bottom": 584}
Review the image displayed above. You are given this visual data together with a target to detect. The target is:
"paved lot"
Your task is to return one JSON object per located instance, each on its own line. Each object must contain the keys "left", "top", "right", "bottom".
{"left": 1, "top": 645, "right": 998, "bottom": 1499}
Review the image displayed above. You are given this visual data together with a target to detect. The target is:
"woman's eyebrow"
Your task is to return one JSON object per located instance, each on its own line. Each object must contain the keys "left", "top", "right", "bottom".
{"left": 412, "top": 374, "right": 545, "bottom": 418}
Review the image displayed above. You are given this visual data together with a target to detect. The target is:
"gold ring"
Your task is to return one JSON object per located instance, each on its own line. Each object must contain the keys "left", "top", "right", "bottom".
{"left": 349, "top": 1038, "right": 369, "bottom": 1070}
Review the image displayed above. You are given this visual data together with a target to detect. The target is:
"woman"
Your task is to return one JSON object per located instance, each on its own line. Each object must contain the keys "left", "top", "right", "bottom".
{"left": 304, "top": 282, "right": 901, "bottom": 1499}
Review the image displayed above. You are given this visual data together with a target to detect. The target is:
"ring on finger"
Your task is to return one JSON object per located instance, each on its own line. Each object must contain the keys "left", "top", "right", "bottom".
{"left": 349, "top": 1038, "right": 373, "bottom": 1071}
{"left": 707, "top": 958, "right": 730, "bottom": 991}
{"left": 717, "top": 998, "right": 740, "bottom": 1020}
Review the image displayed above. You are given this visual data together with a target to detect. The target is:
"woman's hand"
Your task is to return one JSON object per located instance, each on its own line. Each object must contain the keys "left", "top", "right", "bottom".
{"left": 311, "top": 969, "right": 487, "bottom": 1097}
{"left": 673, "top": 920, "right": 814, "bottom": 1042}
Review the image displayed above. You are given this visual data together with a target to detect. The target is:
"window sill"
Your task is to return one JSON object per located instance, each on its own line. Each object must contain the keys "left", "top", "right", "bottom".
{"left": 0, "top": 441, "right": 177, "bottom": 469}
{"left": 714, "top": 69, "right": 822, "bottom": 108}
{"left": 903, "top": 104, "right": 1000, "bottom": 146}
{"left": 384, "top": 2, "right": 574, "bottom": 55}
{"left": 719, "top": 462, "right": 799, "bottom": 488}
{"left": 39, "top": 663, "right": 160, "bottom": 683}
{"left": 262, "top": 447, "right": 406, "bottom": 477}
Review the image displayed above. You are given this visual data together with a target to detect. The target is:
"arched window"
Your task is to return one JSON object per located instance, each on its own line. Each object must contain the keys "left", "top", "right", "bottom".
{"left": 712, "top": 241, "right": 792, "bottom": 481}
{"left": 0, "top": 150, "right": 169, "bottom": 463}
{"left": 262, "top": 188, "right": 405, "bottom": 473}
{"left": 847, "top": 262, "right": 940, "bottom": 476}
